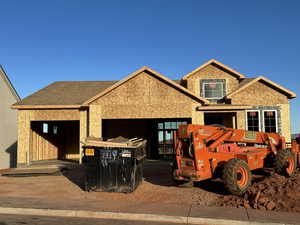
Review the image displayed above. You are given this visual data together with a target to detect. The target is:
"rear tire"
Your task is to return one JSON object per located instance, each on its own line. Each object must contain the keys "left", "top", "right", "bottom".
{"left": 275, "top": 150, "right": 296, "bottom": 177}
{"left": 222, "top": 158, "right": 252, "bottom": 195}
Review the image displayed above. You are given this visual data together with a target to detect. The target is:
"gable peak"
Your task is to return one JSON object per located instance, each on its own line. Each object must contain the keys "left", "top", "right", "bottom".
{"left": 182, "top": 59, "right": 245, "bottom": 80}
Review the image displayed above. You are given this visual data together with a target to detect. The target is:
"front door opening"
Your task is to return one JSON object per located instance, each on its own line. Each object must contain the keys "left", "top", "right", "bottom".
{"left": 204, "top": 112, "right": 236, "bottom": 128}
{"left": 102, "top": 118, "right": 191, "bottom": 160}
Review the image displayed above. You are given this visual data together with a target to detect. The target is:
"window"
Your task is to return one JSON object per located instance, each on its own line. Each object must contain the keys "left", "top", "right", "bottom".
{"left": 203, "top": 81, "right": 224, "bottom": 99}
{"left": 53, "top": 125, "right": 58, "bottom": 135}
{"left": 42, "top": 123, "right": 48, "bottom": 133}
{"left": 157, "top": 120, "right": 189, "bottom": 156}
{"left": 263, "top": 110, "right": 277, "bottom": 133}
{"left": 246, "top": 111, "right": 260, "bottom": 131}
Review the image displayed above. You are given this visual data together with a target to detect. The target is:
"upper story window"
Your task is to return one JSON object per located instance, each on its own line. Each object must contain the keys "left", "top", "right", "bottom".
{"left": 201, "top": 79, "right": 225, "bottom": 100}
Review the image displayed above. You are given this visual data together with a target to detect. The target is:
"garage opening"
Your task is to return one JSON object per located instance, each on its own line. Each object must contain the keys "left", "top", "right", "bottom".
{"left": 30, "top": 121, "right": 79, "bottom": 162}
{"left": 102, "top": 118, "right": 190, "bottom": 160}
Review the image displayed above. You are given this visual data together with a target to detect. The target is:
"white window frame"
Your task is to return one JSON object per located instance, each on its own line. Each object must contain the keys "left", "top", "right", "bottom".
{"left": 245, "top": 110, "right": 261, "bottom": 132}
{"left": 202, "top": 81, "right": 224, "bottom": 99}
{"left": 262, "top": 110, "right": 278, "bottom": 133}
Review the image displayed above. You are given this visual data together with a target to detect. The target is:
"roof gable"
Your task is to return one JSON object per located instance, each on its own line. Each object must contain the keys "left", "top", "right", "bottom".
{"left": 182, "top": 59, "right": 245, "bottom": 80}
{"left": 227, "top": 76, "right": 296, "bottom": 99}
{"left": 84, "top": 66, "right": 210, "bottom": 105}
{"left": 0, "top": 65, "right": 20, "bottom": 101}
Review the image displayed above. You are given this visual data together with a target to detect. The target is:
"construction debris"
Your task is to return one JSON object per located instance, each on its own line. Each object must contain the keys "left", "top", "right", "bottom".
{"left": 83, "top": 136, "right": 145, "bottom": 148}
{"left": 217, "top": 170, "right": 300, "bottom": 212}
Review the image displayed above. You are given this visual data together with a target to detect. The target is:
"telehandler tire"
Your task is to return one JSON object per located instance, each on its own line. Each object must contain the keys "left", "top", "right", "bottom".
{"left": 275, "top": 150, "right": 296, "bottom": 177}
{"left": 222, "top": 158, "right": 252, "bottom": 195}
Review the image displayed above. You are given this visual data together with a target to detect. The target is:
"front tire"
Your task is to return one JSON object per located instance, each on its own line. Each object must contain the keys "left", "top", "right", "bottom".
{"left": 222, "top": 158, "right": 252, "bottom": 195}
{"left": 275, "top": 150, "right": 296, "bottom": 177}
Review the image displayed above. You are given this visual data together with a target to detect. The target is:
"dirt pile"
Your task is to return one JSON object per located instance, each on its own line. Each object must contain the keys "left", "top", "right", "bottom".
{"left": 217, "top": 170, "right": 300, "bottom": 212}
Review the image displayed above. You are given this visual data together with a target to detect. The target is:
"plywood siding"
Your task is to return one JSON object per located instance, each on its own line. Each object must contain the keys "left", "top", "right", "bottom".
{"left": 231, "top": 81, "right": 289, "bottom": 106}
{"left": 92, "top": 71, "right": 198, "bottom": 119}
{"left": 185, "top": 64, "right": 240, "bottom": 97}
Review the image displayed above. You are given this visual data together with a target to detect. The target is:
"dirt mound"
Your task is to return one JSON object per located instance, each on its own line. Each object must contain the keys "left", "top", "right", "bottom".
{"left": 217, "top": 170, "right": 300, "bottom": 212}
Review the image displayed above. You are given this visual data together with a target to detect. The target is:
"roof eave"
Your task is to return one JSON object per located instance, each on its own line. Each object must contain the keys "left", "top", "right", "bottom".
{"left": 11, "top": 104, "right": 82, "bottom": 110}
{"left": 0, "top": 65, "right": 21, "bottom": 101}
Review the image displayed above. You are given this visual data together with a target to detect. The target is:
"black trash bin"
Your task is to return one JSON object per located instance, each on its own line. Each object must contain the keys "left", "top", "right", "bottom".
{"left": 82, "top": 139, "right": 146, "bottom": 193}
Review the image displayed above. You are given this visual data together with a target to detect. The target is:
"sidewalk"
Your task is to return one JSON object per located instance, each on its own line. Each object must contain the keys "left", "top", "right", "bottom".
{"left": 0, "top": 196, "right": 299, "bottom": 225}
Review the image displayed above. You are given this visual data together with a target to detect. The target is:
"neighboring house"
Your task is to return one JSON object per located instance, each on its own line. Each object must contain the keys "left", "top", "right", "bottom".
{"left": 12, "top": 59, "right": 296, "bottom": 167}
{"left": 0, "top": 66, "right": 20, "bottom": 169}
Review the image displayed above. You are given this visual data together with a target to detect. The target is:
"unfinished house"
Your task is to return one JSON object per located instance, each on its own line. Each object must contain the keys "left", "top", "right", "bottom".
{"left": 0, "top": 66, "right": 20, "bottom": 169}
{"left": 12, "top": 59, "right": 296, "bottom": 166}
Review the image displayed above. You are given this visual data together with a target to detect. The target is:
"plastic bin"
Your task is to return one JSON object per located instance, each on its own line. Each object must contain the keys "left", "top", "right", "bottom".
{"left": 82, "top": 140, "right": 146, "bottom": 193}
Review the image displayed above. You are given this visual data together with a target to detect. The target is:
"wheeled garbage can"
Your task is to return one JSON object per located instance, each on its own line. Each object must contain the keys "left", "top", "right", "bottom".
{"left": 82, "top": 137, "right": 146, "bottom": 193}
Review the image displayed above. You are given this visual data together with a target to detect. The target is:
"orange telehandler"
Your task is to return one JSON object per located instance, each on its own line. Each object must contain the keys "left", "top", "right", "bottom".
{"left": 172, "top": 125, "right": 300, "bottom": 195}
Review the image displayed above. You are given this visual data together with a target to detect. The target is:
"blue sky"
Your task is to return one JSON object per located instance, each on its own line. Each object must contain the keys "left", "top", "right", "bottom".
{"left": 0, "top": 0, "right": 299, "bottom": 133}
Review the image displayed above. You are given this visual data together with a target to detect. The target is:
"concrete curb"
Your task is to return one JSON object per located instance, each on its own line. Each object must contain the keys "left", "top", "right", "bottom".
{"left": 0, "top": 207, "right": 294, "bottom": 225}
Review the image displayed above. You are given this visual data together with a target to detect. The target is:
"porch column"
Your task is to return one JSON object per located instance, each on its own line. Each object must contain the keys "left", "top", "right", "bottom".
{"left": 278, "top": 104, "right": 291, "bottom": 142}
{"left": 236, "top": 111, "right": 246, "bottom": 130}
{"left": 191, "top": 104, "right": 204, "bottom": 124}
{"left": 79, "top": 109, "right": 88, "bottom": 164}
{"left": 17, "top": 110, "right": 33, "bottom": 166}
{"left": 232, "top": 113, "right": 237, "bottom": 129}
{"left": 89, "top": 105, "right": 102, "bottom": 138}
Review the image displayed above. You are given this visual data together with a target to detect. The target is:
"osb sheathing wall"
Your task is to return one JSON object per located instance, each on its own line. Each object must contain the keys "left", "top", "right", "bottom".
{"left": 191, "top": 103, "right": 204, "bottom": 124}
{"left": 91, "top": 72, "right": 200, "bottom": 120}
{"left": 17, "top": 109, "right": 80, "bottom": 164}
{"left": 79, "top": 109, "right": 88, "bottom": 163}
{"left": 34, "top": 109, "right": 80, "bottom": 121}
{"left": 89, "top": 105, "right": 102, "bottom": 137}
{"left": 231, "top": 82, "right": 291, "bottom": 141}
{"left": 278, "top": 104, "right": 291, "bottom": 142}
{"left": 17, "top": 110, "right": 33, "bottom": 164}
{"left": 231, "top": 81, "right": 288, "bottom": 106}
{"left": 186, "top": 64, "right": 240, "bottom": 98}
{"left": 236, "top": 111, "right": 246, "bottom": 130}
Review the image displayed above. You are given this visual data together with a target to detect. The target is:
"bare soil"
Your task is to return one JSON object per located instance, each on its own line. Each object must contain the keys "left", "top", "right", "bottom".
{"left": 0, "top": 161, "right": 299, "bottom": 213}
{"left": 0, "top": 161, "right": 219, "bottom": 207}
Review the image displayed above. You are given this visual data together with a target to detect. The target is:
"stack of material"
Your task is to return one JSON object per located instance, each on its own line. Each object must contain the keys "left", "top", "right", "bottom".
{"left": 83, "top": 136, "right": 145, "bottom": 148}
